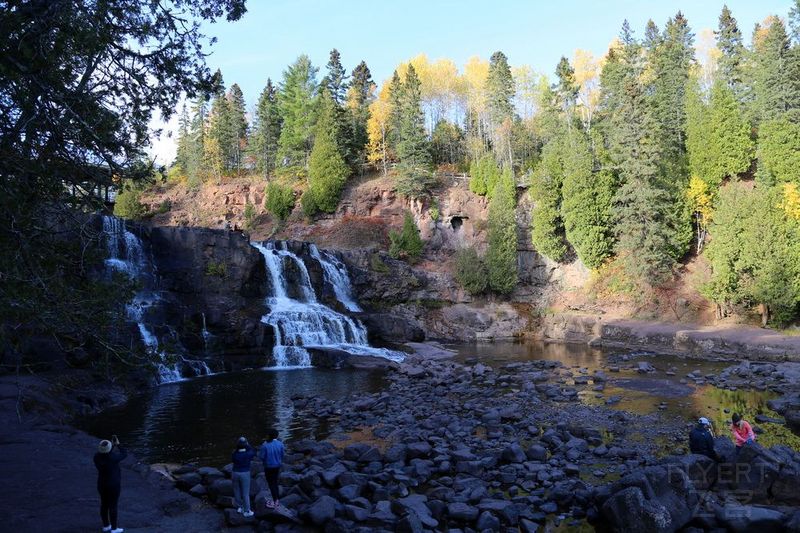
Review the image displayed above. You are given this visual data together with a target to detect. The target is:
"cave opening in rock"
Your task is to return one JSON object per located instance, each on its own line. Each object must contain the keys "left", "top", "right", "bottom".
{"left": 450, "top": 216, "right": 465, "bottom": 232}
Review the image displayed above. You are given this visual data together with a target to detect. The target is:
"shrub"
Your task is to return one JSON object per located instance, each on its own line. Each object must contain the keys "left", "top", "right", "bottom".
{"left": 455, "top": 247, "right": 489, "bottom": 295}
{"left": 389, "top": 212, "right": 424, "bottom": 261}
{"left": 205, "top": 261, "right": 227, "bottom": 278}
{"left": 264, "top": 182, "right": 295, "bottom": 220}
{"left": 155, "top": 199, "right": 172, "bottom": 214}
{"left": 113, "top": 188, "right": 145, "bottom": 220}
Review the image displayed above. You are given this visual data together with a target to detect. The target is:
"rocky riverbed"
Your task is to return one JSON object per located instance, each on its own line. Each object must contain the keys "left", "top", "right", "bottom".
{"left": 164, "top": 353, "right": 800, "bottom": 532}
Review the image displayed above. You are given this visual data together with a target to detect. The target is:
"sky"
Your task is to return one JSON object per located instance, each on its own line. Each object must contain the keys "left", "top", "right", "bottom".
{"left": 148, "top": 0, "right": 796, "bottom": 164}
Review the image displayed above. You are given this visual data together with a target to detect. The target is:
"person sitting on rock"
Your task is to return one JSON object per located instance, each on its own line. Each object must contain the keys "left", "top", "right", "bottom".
{"left": 689, "top": 417, "right": 720, "bottom": 461}
{"left": 231, "top": 436, "right": 256, "bottom": 518}
{"left": 731, "top": 413, "right": 755, "bottom": 454}
{"left": 94, "top": 435, "right": 127, "bottom": 533}
{"left": 258, "top": 428, "right": 285, "bottom": 508}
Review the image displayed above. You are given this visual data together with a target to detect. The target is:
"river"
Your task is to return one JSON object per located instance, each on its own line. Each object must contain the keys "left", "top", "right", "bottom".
{"left": 79, "top": 340, "right": 798, "bottom": 467}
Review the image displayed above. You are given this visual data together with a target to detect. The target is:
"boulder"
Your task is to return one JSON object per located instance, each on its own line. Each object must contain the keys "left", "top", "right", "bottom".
{"left": 391, "top": 494, "right": 438, "bottom": 528}
{"left": 305, "top": 495, "right": 337, "bottom": 526}
{"left": 716, "top": 504, "right": 786, "bottom": 533}
{"left": 447, "top": 502, "right": 479, "bottom": 521}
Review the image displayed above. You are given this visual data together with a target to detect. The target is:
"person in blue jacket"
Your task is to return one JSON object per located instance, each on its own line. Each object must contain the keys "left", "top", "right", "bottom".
{"left": 231, "top": 436, "right": 256, "bottom": 517}
{"left": 259, "top": 428, "right": 285, "bottom": 508}
{"left": 94, "top": 435, "right": 127, "bottom": 533}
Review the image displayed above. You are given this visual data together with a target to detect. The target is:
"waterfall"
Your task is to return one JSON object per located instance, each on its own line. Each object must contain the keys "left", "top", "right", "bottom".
{"left": 309, "top": 244, "right": 362, "bottom": 312}
{"left": 252, "top": 241, "right": 403, "bottom": 368}
{"left": 103, "top": 216, "right": 211, "bottom": 383}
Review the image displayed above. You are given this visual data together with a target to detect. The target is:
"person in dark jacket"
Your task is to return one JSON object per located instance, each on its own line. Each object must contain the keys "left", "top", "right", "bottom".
{"left": 689, "top": 417, "right": 720, "bottom": 461}
{"left": 232, "top": 437, "right": 256, "bottom": 517}
{"left": 259, "top": 428, "right": 285, "bottom": 508}
{"left": 94, "top": 435, "right": 127, "bottom": 533}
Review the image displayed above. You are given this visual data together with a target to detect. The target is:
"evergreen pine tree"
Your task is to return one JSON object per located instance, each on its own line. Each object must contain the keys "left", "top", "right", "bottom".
{"left": 530, "top": 138, "right": 568, "bottom": 261}
{"left": 486, "top": 51, "right": 515, "bottom": 166}
{"left": 387, "top": 71, "right": 404, "bottom": 155}
{"left": 486, "top": 168, "right": 518, "bottom": 294}
{"left": 187, "top": 97, "right": 208, "bottom": 185}
{"left": 324, "top": 49, "right": 349, "bottom": 106}
{"left": 174, "top": 102, "right": 192, "bottom": 177}
{"left": 346, "top": 61, "right": 375, "bottom": 169}
{"left": 396, "top": 65, "right": 434, "bottom": 197}
{"left": 750, "top": 17, "right": 798, "bottom": 124}
{"left": 227, "top": 84, "right": 248, "bottom": 174}
{"left": 277, "top": 55, "right": 319, "bottom": 168}
{"left": 208, "top": 91, "right": 234, "bottom": 176}
{"left": 302, "top": 89, "right": 351, "bottom": 215}
{"left": 716, "top": 5, "right": 746, "bottom": 94}
{"left": 554, "top": 56, "right": 579, "bottom": 122}
{"left": 252, "top": 79, "right": 283, "bottom": 177}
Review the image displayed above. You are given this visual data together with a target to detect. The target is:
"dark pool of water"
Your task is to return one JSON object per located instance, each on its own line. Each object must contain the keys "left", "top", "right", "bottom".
{"left": 79, "top": 341, "right": 798, "bottom": 468}
{"left": 78, "top": 367, "right": 387, "bottom": 466}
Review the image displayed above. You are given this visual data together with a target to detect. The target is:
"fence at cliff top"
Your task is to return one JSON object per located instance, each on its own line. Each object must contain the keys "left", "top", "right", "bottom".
{"left": 103, "top": 216, "right": 211, "bottom": 383}
{"left": 252, "top": 241, "right": 404, "bottom": 368}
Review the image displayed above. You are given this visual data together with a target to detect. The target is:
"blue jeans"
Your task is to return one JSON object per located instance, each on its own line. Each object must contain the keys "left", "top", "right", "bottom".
{"left": 232, "top": 471, "right": 251, "bottom": 513}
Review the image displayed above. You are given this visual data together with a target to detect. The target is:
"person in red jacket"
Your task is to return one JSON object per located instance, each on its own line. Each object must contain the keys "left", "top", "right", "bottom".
{"left": 731, "top": 413, "right": 755, "bottom": 454}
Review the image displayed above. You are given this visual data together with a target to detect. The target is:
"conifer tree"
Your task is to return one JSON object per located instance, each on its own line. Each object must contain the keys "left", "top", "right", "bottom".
{"left": 302, "top": 89, "right": 350, "bottom": 215}
{"left": 252, "top": 79, "right": 282, "bottom": 177}
{"left": 226, "top": 83, "right": 248, "bottom": 174}
{"left": 174, "top": 103, "right": 192, "bottom": 177}
{"left": 396, "top": 65, "right": 434, "bottom": 197}
{"left": 486, "top": 168, "right": 518, "bottom": 294}
{"left": 207, "top": 90, "right": 234, "bottom": 175}
{"left": 324, "top": 49, "right": 349, "bottom": 106}
{"left": 277, "top": 55, "right": 319, "bottom": 168}
{"left": 485, "top": 51, "right": 515, "bottom": 166}
{"left": 346, "top": 61, "right": 375, "bottom": 169}
{"left": 530, "top": 139, "right": 568, "bottom": 261}
{"left": 187, "top": 97, "right": 208, "bottom": 185}
{"left": 749, "top": 17, "right": 798, "bottom": 124}
{"left": 561, "top": 130, "right": 616, "bottom": 268}
{"left": 387, "top": 71, "right": 404, "bottom": 154}
{"left": 716, "top": 5, "right": 745, "bottom": 94}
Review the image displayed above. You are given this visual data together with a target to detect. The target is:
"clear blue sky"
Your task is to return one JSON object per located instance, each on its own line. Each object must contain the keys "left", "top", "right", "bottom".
{"left": 149, "top": 0, "right": 795, "bottom": 162}
{"left": 203, "top": 0, "right": 794, "bottom": 106}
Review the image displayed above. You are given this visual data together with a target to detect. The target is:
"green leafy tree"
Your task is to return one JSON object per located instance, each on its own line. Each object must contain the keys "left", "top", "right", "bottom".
{"left": 252, "top": 79, "right": 283, "bottom": 177}
{"left": 396, "top": 65, "right": 434, "bottom": 197}
{"left": 389, "top": 211, "right": 424, "bottom": 261}
{"left": 486, "top": 169, "right": 518, "bottom": 294}
{"left": 454, "top": 247, "right": 489, "bottom": 295}
{"left": 561, "top": 130, "right": 616, "bottom": 268}
{"left": 265, "top": 182, "right": 295, "bottom": 220}
{"left": 302, "top": 90, "right": 351, "bottom": 215}
{"left": 431, "top": 120, "right": 465, "bottom": 166}
{"left": 277, "top": 55, "right": 319, "bottom": 168}
{"left": 113, "top": 186, "right": 146, "bottom": 220}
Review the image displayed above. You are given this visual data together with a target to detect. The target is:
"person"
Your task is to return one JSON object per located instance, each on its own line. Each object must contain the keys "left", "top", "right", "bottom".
{"left": 689, "top": 417, "right": 720, "bottom": 461}
{"left": 731, "top": 413, "right": 756, "bottom": 454}
{"left": 259, "top": 428, "right": 285, "bottom": 508}
{"left": 94, "top": 435, "right": 127, "bottom": 533}
{"left": 231, "top": 437, "right": 256, "bottom": 517}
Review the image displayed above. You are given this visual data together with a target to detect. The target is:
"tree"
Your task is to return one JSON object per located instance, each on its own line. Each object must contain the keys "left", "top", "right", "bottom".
{"left": 265, "top": 182, "right": 295, "bottom": 220}
{"left": 207, "top": 88, "right": 234, "bottom": 177}
{"left": 302, "top": 90, "right": 350, "bottom": 215}
{"left": 277, "top": 55, "right": 318, "bottom": 168}
{"left": 396, "top": 65, "right": 434, "bottom": 197}
{"left": 226, "top": 83, "right": 248, "bottom": 174}
{"left": 431, "top": 120, "right": 465, "bottom": 166}
{"left": 469, "top": 154, "right": 501, "bottom": 197}
{"left": 324, "top": 49, "right": 349, "bottom": 105}
{"left": 530, "top": 139, "right": 568, "bottom": 262}
{"left": 367, "top": 83, "right": 393, "bottom": 175}
{"left": 749, "top": 17, "right": 800, "bottom": 125}
{"left": 387, "top": 71, "right": 404, "bottom": 154}
{"left": 758, "top": 118, "right": 800, "bottom": 183}
{"left": 389, "top": 212, "right": 424, "bottom": 261}
{"left": 346, "top": 61, "right": 375, "bottom": 169}
{"left": 0, "top": 0, "right": 246, "bottom": 367}
{"left": 716, "top": 5, "right": 745, "bottom": 93}
{"left": 486, "top": 51, "right": 515, "bottom": 166}
{"left": 650, "top": 12, "right": 695, "bottom": 179}
{"left": 486, "top": 168, "right": 518, "bottom": 294}
{"left": 252, "top": 79, "right": 282, "bottom": 177}
{"left": 605, "top": 21, "right": 690, "bottom": 285}
{"left": 686, "top": 176, "right": 713, "bottom": 253}
{"left": 561, "top": 130, "right": 616, "bottom": 268}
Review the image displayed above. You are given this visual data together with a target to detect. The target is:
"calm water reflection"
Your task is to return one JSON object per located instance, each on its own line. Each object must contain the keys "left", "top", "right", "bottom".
{"left": 78, "top": 367, "right": 387, "bottom": 466}
{"left": 79, "top": 341, "right": 798, "bottom": 467}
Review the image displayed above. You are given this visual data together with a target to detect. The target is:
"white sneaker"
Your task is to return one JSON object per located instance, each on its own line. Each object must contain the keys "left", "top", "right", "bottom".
{"left": 243, "top": 511, "right": 254, "bottom": 518}
{"left": 111, "top": 529, "right": 124, "bottom": 533}
{"left": 102, "top": 527, "right": 112, "bottom": 532}
{"left": 236, "top": 507, "right": 243, "bottom": 514}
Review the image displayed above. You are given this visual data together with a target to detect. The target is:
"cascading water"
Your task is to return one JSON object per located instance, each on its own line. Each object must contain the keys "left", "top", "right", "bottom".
{"left": 103, "top": 216, "right": 211, "bottom": 383}
{"left": 252, "top": 241, "right": 404, "bottom": 368}
{"left": 309, "top": 244, "right": 361, "bottom": 312}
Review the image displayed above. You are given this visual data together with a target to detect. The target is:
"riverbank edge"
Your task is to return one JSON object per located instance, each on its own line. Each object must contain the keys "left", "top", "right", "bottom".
{"left": 538, "top": 314, "right": 800, "bottom": 361}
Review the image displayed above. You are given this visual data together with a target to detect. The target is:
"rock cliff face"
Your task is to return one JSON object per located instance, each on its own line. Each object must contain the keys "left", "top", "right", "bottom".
{"left": 143, "top": 226, "right": 273, "bottom": 367}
